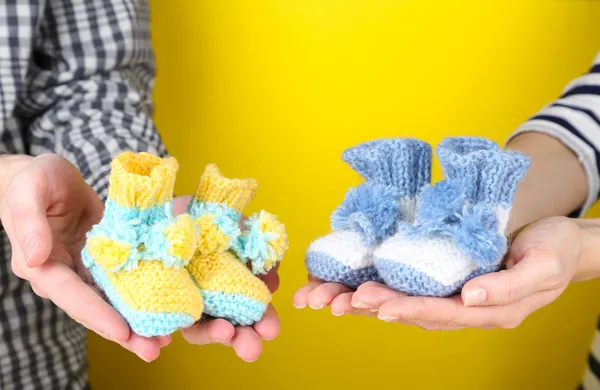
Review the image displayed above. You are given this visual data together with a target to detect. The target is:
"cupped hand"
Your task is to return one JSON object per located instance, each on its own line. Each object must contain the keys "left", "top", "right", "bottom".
{"left": 296, "top": 216, "right": 583, "bottom": 330}
{"left": 0, "top": 153, "right": 170, "bottom": 362}
{"left": 173, "top": 196, "right": 281, "bottom": 362}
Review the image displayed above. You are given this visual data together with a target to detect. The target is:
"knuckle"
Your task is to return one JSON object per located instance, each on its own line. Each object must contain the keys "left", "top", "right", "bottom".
{"left": 411, "top": 297, "right": 428, "bottom": 318}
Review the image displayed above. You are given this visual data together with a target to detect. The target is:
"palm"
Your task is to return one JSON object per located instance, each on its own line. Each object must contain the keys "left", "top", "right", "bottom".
{"left": 1, "top": 154, "right": 103, "bottom": 271}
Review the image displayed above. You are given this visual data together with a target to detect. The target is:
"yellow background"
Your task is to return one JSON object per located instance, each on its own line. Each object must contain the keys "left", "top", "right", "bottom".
{"left": 88, "top": 1, "right": 600, "bottom": 389}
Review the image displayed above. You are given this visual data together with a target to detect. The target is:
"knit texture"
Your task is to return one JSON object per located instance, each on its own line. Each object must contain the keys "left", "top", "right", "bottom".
{"left": 374, "top": 137, "right": 531, "bottom": 297}
{"left": 81, "top": 151, "right": 204, "bottom": 337}
{"left": 306, "top": 138, "right": 432, "bottom": 288}
{"left": 186, "top": 164, "right": 288, "bottom": 325}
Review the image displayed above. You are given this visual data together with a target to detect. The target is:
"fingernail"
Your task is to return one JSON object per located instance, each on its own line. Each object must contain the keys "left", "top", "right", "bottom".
{"left": 351, "top": 301, "right": 370, "bottom": 309}
{"left": 464, "top": 287, "right": 487, "bottom": 306}
{"left": 133, "top": 348, "right": 150, "bottom": 363}
{"left": 369, "top": 308, "right": 379, "bottom": 313}
{"left": 379, "top": 316, "right": 398, "bottom": 322}
{"left": 242, "top": 357, "right": 258, "bottom": 363}
{"left": 332, "top": 311, "right": 345, "bottom": 317}
{"left": 293, "top": 302, "right": 306, "bottom": 309}
{"left": 308, "top": 303, "right": 324, "bottom": 310}
{"left": 23, "top": 236, "right": 39, "bottom": 265}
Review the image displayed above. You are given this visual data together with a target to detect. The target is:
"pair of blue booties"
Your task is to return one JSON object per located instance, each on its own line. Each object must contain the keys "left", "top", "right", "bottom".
{"left": 305, "top": 136, "right": 531, "bottom": 297}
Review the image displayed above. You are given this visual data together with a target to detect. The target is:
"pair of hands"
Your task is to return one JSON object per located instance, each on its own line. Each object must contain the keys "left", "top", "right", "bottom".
{"left": 294, "top": 216, "right": 583, "bottom": 330}
{"left": 0, "top": 154, "right": 279, "bottom": 363}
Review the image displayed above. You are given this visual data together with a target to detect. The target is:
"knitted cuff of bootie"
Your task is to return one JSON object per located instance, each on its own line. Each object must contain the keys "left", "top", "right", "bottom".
{"left": 342, "top": 138, "right": 432, "bottom": 194}
{"left": 188, "top": 164, "right": 257, "bottom": 255}
{"left": 105, "top": 151, "right": 179, "bottom": 224}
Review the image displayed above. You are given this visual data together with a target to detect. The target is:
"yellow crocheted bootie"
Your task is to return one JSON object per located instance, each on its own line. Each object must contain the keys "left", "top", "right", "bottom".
{"left": 82, "top": 151, "right": 204, "bottom": 337}
{"left": 187, "top": 164, "right": 287, "bottom": 325}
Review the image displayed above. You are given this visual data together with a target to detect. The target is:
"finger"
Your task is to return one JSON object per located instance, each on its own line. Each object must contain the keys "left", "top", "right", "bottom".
{"left": 156, "top": 335, "right": 172, "bottom": 348}
{"left": 253, "top": 304, "right": 280, "bottom": 340}
{"left": 260, "top": 268, "right": 280, "bottom": 293}
{"left": 172, "top": 196, "right": 193, "bottom": 216}
{"left": 232, "top": 327, "right": 263, "bottom": 362}
{"left": 330, "top": 292, "right": 374, "bottom": 317}
{"left": 292, "top": 280, "right": 323, "bottom": 308}
{"left": 307, "top": 282, "right": 353, "bottom": 310}
{"left": 181, "top": 318, "right": 235, "bottom": 345}
{"left": 352, "top": 281, "right": 407, "bottom": 311}
{"left": 28, "top": 261, "right": 131, "bottom": 343}
{"left": 377, "top": 295, "right": 513, "bottom": 329}
{"left": 3, "top": 170, "right": 53, "bottom": 268}
{"left": 120, "top": 334, "right": 161, "bottom": 362}
{"left": 461, "top": 255, "right": 559, "bottom": 307}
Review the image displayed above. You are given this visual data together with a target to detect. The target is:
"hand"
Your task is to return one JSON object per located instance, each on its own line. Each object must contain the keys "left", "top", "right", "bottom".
{"left": 0, "top": 153, "right": 170, "bottom": 362}
{"left": 296, "top": 216, "right": 583, "bottom": 330}
{"left": 174, "top": 196, "right": 281, "bottom": 363}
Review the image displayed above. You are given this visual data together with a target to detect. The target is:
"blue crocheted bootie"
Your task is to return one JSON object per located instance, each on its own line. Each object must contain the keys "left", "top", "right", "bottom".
{"left": 305, "top": 138, "right": 432, "bottom": 288}
{"left": 373, "top": 137, "right": 531, "bottom": 297}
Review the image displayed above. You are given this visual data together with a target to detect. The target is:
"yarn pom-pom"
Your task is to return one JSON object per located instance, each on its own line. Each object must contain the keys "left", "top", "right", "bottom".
{"left": 236, "top": 210, "right": 288, "bottom": 275}
{"left": 415, "top": 180, "right": 466, "bottom": 222}
{"left": 331, "top": 183, "right": 401, "bottom": 246}
{"left": 454, "top": 203, "right": 506, "bottom": 266}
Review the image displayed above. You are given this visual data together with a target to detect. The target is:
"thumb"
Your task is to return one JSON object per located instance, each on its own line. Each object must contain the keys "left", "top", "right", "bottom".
{"left": 4, "top": 167, "right": 53, "bottom": 267}
{"left": 461, "top": 256, "right": 551, "bottom": 307}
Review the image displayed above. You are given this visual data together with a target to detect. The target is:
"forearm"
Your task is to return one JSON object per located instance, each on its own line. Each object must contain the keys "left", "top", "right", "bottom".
{"left": 0, "top": 154, "right": 33, "bottom": 200}
{"left": 504, "top": 131, "right": 588, "bottom": 234}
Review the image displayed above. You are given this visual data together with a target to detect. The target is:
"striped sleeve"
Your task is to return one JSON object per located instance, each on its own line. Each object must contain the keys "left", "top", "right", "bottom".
{"left": 507, "top": 51, "right": 600, "bottom": 216}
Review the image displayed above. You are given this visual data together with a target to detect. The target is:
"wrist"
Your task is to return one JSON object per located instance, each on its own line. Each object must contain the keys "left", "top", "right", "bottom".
{"left": 572, "top": 218, "right": 600, "bottom": 282}
{"left": 0, "top": 154, "right": 34, "bottom": 200}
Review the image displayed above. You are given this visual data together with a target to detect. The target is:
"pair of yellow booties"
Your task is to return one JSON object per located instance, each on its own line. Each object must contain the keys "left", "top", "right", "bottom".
{"left": 81, "top": 152, "right": 288, "bottom": 337}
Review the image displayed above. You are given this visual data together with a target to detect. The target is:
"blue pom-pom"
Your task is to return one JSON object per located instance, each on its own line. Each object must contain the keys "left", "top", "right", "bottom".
{"left": 453, "top": 203, "right": 506, "bottom": 266}
{"left": 415, "top": 180, "right": 466, "bottom": 222}
{"left": 331, "top": 183, "right": 401, "bottom": 245}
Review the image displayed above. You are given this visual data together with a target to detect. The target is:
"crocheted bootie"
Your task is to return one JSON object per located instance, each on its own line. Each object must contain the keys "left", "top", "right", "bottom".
{"left": 374, "top": 137, "right": 531, "bottom": 297}
{"left": 186, "top": 165, "right": 286, "bottom": 326}
{"left": 81, "top": 151, "right": 204, "bottom": 337}
{"left": 305, "top": 138, "right": 432, "bottom": 288}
